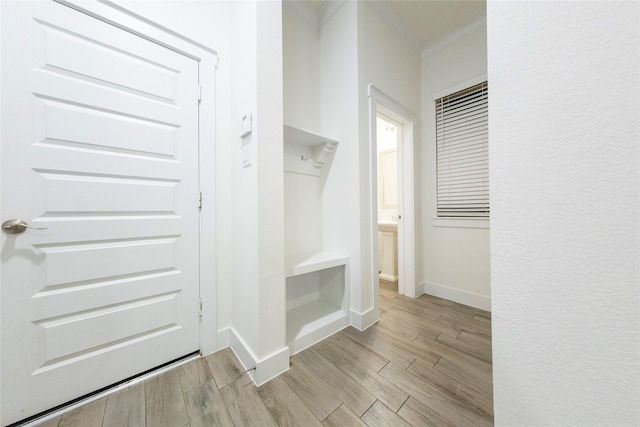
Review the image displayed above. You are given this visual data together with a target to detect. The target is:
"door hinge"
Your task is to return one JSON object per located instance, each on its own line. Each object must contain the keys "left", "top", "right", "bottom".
{"left": 198, "top": 192, "right": 202, "bottom": 209}
{"left": 198, "top": 84, "right": 202, "bottom": 102}
{"left": 199, "top": 298, "right": 203, "bottom": 317}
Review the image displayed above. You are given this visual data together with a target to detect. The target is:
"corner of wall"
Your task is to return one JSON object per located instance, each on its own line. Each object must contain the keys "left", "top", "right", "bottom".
{"left": 229, "top": 328, "right": 290, "bottom": 387}
{"left": 350, "top": 306, "right": 380, "bottom": 330}
{"left": 216, "top": 327, "right": 231, "bottom": 351}
{"left": 421, "top": 14, "right": 486, "bottom": 60}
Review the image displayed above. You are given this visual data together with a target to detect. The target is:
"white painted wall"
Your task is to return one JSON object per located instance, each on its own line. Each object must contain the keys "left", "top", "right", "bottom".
{"left": 283, "top": 171, "right": 321, "bottom": 255}
{"left": 357, "top": 2, "right": 422, "bottom": 115}
{"left": 228, "top": 0, "right": 287, "bottom": 383}
{"left": 254, "top": 0, "right": 286, "bottom": 366}
{"left": 421, "top": 18, "right": 491, "bottom": 310}
{"left": 283, "top": 3, "right": 320, "bottom": 132}
{"left": 228, "top": 0, "right": 260, "bottom": 361}
{"left": 0, "top": 4, "right": 3, "bottom": 422}
{"left": 282, "top": 3, "right": 323, "bottom": 261}
{"left": 488, "top": 2, "right": 639, "bottom": 425}
{"left": 317, "top": 1, "right": 362, "bottom": 321}
{"left": 357, "top": 1, "right": 421, "bottom": 304}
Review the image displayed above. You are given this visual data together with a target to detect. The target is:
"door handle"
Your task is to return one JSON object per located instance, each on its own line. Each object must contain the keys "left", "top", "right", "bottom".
{"left": 2, "top": 219, "right": 48, "bottom": 235}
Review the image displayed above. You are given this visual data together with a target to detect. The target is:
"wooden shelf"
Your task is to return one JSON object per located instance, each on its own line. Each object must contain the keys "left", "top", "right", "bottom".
{"left": 285, "top": 251, "right": 349, "bottom": 278}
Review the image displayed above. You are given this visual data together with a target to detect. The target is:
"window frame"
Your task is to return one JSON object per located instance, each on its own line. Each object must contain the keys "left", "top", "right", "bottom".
{"left": 433, "top": 75, "right": 489, "bottom": 227}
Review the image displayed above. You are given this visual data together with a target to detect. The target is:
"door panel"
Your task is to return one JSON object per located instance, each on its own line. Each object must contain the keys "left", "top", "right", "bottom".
{"left": 1, "top": 2, "right": 200, "bottom": 424}
{"left": 39, "top": 100, "right": 178, "bottom": 158}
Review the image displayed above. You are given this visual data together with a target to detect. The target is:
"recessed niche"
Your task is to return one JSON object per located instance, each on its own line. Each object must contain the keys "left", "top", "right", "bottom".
{"left": 283, "top": 125, "right": 349, "bottom": 355}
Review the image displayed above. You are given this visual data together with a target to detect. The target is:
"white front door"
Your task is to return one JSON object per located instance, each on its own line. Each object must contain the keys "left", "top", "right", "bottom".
{"left": 1, "top": 2, "right": 201, "bottom": 424}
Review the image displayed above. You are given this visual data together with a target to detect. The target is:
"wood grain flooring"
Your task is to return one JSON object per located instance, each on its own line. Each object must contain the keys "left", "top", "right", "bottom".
{"left": 32, "top": 280, "right": 493, "bottom": 427}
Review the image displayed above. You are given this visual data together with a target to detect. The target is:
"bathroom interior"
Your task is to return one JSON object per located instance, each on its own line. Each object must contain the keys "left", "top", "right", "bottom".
{"left": 376, "top": 114, "right": 400, "bottom": 293}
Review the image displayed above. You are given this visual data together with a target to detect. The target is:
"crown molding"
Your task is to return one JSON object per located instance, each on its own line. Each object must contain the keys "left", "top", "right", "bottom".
{"left": 318, "top": 0, "right": 346, "bottom": 28}
{"left": 283, "top": 0, "right": 320, "bottom": 29}
{"left": 364, "top": 0, "right": 423, "bottom": 54}
{"left": 422, "top": 13, "right": 487, "bottom": 60}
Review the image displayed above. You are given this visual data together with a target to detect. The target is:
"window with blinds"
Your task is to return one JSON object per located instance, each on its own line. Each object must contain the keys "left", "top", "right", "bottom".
{"left": 436, "top": 81, "right": 488, "bottom": 218}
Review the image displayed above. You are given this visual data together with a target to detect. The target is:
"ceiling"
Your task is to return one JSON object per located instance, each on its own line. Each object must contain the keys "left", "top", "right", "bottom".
{"left": 286, "top": 0, "right": 486, "bottom": 54}
{"left": 372, "top": 1, "right": 486, "bottom": 52}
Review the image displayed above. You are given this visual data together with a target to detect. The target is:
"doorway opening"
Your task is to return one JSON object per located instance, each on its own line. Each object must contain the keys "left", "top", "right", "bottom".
{"left": 368, "top": 85, "right": 418, "bottom": 312}
{"left": 376, "top": 114, "right": 401, "bottom": 296}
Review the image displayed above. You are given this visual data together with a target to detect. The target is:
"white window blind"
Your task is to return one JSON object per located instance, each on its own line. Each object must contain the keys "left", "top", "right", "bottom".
{"left": 436, "top": 81, "right": 489, "bottom": 218}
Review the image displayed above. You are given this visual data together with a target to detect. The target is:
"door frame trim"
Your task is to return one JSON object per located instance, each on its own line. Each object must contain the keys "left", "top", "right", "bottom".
{"left": 53, "top": 0, "right": 219, "bottom": 354}
{"left": 368, "top": 85, "right": 419, "bottom": 301}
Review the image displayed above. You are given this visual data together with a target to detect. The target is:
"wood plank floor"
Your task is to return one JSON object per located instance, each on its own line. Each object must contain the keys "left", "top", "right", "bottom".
{"left": 33, "top": 280, "right": 493, "bottom": 427}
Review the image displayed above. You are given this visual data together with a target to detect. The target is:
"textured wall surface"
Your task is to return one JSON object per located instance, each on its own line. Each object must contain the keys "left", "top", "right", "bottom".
{"left": 488, "top": 2, "right": 639, "bottom": 425}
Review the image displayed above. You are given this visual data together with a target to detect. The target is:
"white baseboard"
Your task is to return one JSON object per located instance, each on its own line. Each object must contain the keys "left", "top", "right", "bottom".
{"left": 215, "top": 327, "right": 230, "bottom": 352}
{"left": 253, "top": 347, "right": 290, "bottom": 386}
{"left": 228, "top": 328, "right": 290, "bottom": 386}
{"left": 228, "top": 328, "right": 255, "bottom": 373}
{"left": 422, "top": 281, "right": 491, "bottom": 311}
{"left": 350, "top": 306, "right": 380, "bottom": 330}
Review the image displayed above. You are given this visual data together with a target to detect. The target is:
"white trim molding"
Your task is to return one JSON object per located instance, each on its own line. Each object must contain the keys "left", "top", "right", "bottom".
{"left": 229, "top": 328, "right": 290, "bottom": 387}
{"left": 432, "top": 74, "right": 488, "bottom": 101}
{"left": 365, "top": 0, "right": 423, "bottom": 54}
{"left": 422, "top": 281, "right": 491, "bottom": 312}
{"left": 318, "top": 0, "right": 347, "bottom": 28}
{"left": 283, "top": 0, "right": 320, "bottom": 29}
{"left": 60, "top": 0, "right": 219, "bottom": 59}
{"left": 433, "top": 218, "right": 489, "bottom": 229}
{"left": 216, "top": 327, "right": 231, "bottom": 351}
{"left": 422, "top": 14, "right": 486, "bottom": 60}
{"left": 350, "top": 307, "right": 380, "bottom": 331}
{"left": 368, "top": 84, "right": 419, "bottom": 300}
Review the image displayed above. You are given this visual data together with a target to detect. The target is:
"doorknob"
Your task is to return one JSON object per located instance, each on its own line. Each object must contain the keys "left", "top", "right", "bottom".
{"left": 2, "top": 219, "right": 48, "bottom": 235}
